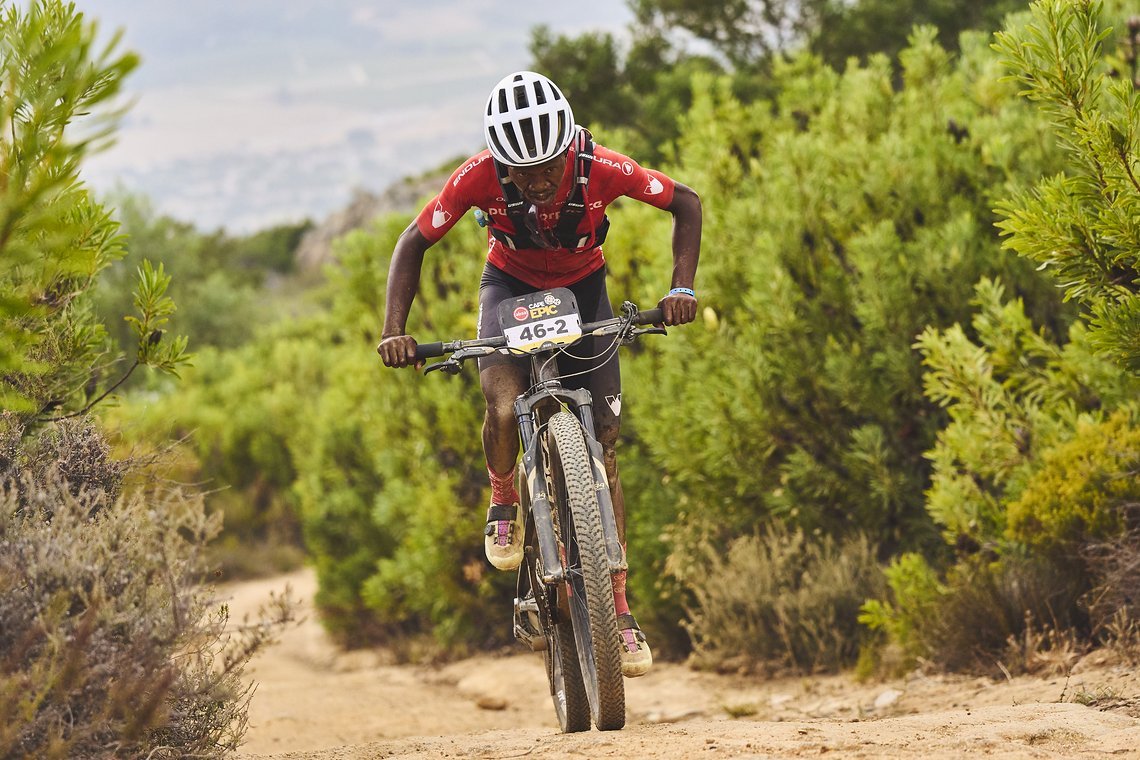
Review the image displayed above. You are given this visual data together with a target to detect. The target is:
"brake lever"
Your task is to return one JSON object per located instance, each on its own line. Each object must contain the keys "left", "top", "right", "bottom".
{"left": 424, "top": 358, "right": 463, "bottom": 375}
{"left": 632, "top": 326, "right": 667, "bottom": 337}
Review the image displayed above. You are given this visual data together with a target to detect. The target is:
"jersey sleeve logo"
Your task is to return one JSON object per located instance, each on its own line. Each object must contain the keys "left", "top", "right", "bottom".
{"left": 432, "top": 201, "right": 452, "bottom": 229}
{"left": 645, "top": 176, "right": 664, "bottom": 195}
{"left": 593, "top": 154, "right": 636, "bottom": 176}
{"left": 452, "top": 153, "right": 488, "bottom": 187}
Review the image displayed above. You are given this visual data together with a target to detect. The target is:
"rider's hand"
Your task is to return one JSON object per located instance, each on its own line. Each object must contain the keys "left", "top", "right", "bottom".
{"left": 658, "top": 291, "right": 697, "bottom": 326}
{"left": 377, "top": 334, "right": 423, "bottom": 369}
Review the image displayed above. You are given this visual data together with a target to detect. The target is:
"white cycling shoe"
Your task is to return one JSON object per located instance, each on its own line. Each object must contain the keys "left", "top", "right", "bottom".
{"left": 618, "top": 612, "right": 653, "bottom": 677}
{"left": 484, "top": 502, "right": 523, "bottom": 571}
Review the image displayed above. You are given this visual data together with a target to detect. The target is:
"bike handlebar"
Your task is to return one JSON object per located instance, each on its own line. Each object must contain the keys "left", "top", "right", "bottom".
{"left": 414, "top": 341, "right": 446, "bottom": 360}
{"left": 635, "top": 307, "right": 665, "bottom": 326}
{"left": 413, "top": 306, "right": 666, "bottom": 361}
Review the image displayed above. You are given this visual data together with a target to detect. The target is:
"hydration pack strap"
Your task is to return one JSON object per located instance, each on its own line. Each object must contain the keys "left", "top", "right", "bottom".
{"left": 493, "top": 163, "right": 531, "bottom": 250}
{"left": 489, "top": 128, "right": 609, "bottom": 252}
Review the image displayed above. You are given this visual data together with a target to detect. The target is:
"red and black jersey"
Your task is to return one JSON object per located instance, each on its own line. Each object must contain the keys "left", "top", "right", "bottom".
{"left": 414, "top": 143, "right": 677, "bottom": 288}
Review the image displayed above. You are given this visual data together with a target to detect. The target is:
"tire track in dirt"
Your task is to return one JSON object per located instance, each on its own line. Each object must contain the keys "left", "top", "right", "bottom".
{"left": 225, "top": 570, "right": 1140, "bottom": 760}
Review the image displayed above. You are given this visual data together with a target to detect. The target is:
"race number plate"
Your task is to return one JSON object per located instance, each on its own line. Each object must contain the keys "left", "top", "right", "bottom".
{"left": 497, "top": 288, "right": 582, "bottom": 353}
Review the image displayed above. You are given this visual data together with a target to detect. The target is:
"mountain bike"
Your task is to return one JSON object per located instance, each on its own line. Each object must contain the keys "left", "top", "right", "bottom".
{"left": 414, "top": 289, "right": 665, "bottom": 732}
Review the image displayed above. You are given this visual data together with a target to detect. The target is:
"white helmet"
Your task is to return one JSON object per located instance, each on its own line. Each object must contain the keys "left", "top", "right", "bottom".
{"left": 484, "top": 71, "right": 577, "bottom": 167}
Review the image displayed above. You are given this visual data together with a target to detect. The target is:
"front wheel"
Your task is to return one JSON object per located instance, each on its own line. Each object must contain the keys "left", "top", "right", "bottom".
{"left": 517, "top": 461, "right": 590, "bottom": 733}
{"left": 546, "top": 411, "right": 625, "bottom": 731}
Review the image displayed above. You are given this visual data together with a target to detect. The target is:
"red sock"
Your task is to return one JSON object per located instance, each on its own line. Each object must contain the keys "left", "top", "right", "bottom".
{"left": 611, "top": 549, "right": 629, "bottom": 619}
{"left": 487, "top": 464, "right": 518, "bottom": 505}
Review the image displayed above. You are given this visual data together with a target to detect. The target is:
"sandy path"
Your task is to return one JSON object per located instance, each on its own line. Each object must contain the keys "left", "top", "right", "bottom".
{"left": 222, "top": 569, "right": 1140, "bottom": 759}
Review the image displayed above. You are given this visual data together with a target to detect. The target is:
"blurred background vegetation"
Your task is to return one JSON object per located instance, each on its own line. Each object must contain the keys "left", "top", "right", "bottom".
{"left": 92, "top": 0, "right": 1140, "bottom": 666}
{"left": 4, "top": 2, "right": 1140, "bottom": 751}
{"left": 98, "top": 0, "right": 1140, "bottom": 673}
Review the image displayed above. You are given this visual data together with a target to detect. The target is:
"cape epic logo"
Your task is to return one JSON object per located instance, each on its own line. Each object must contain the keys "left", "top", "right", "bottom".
{"left": 514, "top": 293, "right": 561, "bottom": 321}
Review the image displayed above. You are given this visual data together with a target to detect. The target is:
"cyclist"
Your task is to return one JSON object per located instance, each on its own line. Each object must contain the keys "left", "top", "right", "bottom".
{"left": 378, "top": 71, "right": 701, "bottom": 677}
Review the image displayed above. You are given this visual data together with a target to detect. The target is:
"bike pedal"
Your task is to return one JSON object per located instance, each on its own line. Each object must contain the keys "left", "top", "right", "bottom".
{"left": 516, "top": 595, "right": 539, "bottom": 615}
{"left": 513, "top": 595, "right": 546, "bottom": 652}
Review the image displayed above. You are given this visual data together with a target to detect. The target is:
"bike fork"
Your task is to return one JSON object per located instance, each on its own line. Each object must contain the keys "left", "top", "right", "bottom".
{"left": 515, "top": 404, "right": 627, "bottom": 586}
{"left": 517, "top": 423, "right": 564, "bottom": 586}
{"left": 576, "top": 403, "right": 628, "bottom": 574}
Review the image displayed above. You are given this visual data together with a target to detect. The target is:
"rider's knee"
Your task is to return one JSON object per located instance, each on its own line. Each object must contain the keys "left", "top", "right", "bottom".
{"left": 481, "top": 371, "right": 521, "bottom": 425}
{"left": 484, "top": 395, "right": 515, "bottom": 429}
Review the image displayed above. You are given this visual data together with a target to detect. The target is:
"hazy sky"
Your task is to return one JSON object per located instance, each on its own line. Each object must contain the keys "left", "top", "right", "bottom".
{"left": 74, "top": 1, "right": 633, "bottom": 232}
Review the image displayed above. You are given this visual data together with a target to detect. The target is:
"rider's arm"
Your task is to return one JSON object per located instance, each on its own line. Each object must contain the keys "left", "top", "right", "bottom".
{"left": 378, "top": 221, "right": 433, "bottom": 368}
{"left": 660, "top": 181, "right": 702, "bottom": 326}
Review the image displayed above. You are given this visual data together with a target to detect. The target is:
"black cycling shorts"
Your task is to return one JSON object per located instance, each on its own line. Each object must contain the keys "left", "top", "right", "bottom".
{"left": 477, "top": 262, "right": 623, "bottom": 433}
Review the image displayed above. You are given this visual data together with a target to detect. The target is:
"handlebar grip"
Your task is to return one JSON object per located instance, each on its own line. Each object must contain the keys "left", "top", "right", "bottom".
{"left": 636, "top": 308, "right": 664, "bottom": 326}
{"left": 414, "top": 341, "right": 445, "bottom": 360}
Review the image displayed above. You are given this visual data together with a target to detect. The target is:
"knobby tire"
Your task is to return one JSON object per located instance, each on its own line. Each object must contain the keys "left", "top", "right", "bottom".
{"left": 547, "top": 411, "right": 625, "bottom": 731}
{"left": 518, "top": 462, "right": 590, "bottom": 733}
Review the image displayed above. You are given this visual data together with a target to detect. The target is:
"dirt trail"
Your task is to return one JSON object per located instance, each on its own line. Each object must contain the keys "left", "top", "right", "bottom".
{"left": 224, "top": 570, "right": 1140, "bottom": 759}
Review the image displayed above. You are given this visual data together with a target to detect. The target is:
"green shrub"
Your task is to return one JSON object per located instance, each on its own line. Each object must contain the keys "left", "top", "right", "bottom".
{"left": 936, "top": 554, "right": 1085, "bottom": 673}
{"left": 625, "top": 28, "right": 1068, "bottom": 568}
{"left": 0, "top": 418, "right": 292, "bottom": 759}
{"left": 859, "top": 552, "right": 945, "bottom": 666}
{"left": 0, "top": 2, "right": 190, "bottom": 422}
{"left": 994, "top": 0, "right": 1140, "bottom": 373}
{"left": 675, "top": 523, "right": 885, "bottom": 673}
{"left": 872, "top": 266, "right": 1140, "bottom": 668}
{"left": 861, "top": 551, "right": 1086, "bottom": 674}
{"left": 94, "top": 196, "right": 313, "bottom": 356}
{"left": 1007, "top": 408, "right": 1140, "bottom": 552}
{"left": 106, "top": 338, "right": 310, "bottom": 581}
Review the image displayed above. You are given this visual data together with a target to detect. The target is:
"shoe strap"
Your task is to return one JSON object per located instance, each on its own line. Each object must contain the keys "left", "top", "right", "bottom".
{"left": 616, "top": 612, "right": 640, "bottom": 631}
{"left": 486, "top": 502, "right": 518, "bottom": 523}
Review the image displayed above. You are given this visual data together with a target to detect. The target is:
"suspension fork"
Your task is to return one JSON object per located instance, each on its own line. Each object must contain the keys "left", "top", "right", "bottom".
{"left": 574, "top": 400, "right": 628, "bottom": 574}
{"left": 517, "top": 409, "right": 563, "bottom": 585}
{"left": 515, "top": 386, "right": 627, "bottom": 586}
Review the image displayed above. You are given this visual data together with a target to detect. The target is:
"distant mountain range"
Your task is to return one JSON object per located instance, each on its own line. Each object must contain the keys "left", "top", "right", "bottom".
{"left": 293, "top": 170, "right": 448, "bottom": 272}
{"left": 76, "top": 0, "right": 631, "bottom": 234}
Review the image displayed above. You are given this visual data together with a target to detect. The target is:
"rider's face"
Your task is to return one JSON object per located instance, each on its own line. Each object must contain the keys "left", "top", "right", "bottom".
{"left": 505, "top": 154, "right": 568, "bottom": 207}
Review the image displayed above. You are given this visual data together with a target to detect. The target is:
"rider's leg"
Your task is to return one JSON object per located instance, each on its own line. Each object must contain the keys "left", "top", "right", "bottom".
{"left": 479, "top": 362, "right": 528, "bottom": 570}
{"left": 592, "top": 419, "right": 629, "bottom": 587}
{"left": 476, "top": 265, "right": 532, "bottom": 570}
{"left": 481, "top": 362, "right": 527, "bottom": 480}
{"left": 595, "top": 413, "right": 651, "bottom": 676}
{"left": 563, "top": 265, "right": 654, "bottom": 677}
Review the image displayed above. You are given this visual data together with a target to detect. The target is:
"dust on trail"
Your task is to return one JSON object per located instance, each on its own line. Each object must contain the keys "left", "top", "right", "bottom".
{"left": 224, "top": 569, "right": 1140, "bottom": 760}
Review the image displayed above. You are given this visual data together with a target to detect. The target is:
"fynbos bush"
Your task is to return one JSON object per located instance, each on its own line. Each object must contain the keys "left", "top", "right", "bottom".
{"left": 0, "top": 419, "right": 292, "bottom": 760}
{"left": 1084, "top": 508, "right": 1140, "bottom": 641}
{"left": 1007, "top": 409, "right": 1140, "bottom": 553}
{"left": 1, "top": 417, "right": 125, "bottom": 504}
{"left": 861, "top": 551, "right": 1086, "bottom": 675}
{"left": 675, "top": 523, "right": 885, "bottom": 674}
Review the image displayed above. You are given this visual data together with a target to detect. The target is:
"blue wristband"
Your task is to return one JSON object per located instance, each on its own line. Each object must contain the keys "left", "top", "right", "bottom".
{"left": 668, "top": 287, "right": 696, "bottom": 298}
